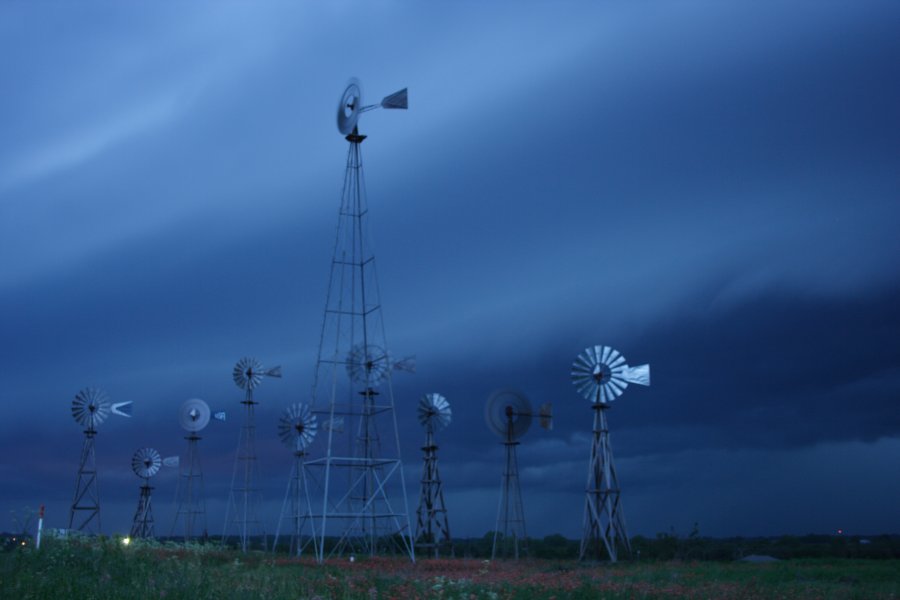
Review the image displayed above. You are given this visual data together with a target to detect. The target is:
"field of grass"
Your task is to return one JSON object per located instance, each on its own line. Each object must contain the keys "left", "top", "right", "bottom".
{"left": 2, "top": 537, "right": 899, "bottom": 599}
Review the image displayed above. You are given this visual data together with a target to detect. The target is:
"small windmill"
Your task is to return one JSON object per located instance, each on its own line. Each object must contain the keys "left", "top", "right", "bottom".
{"left": 273, "top": 403, "right": 318, "bottom": 557}
{"left": 224, "top": 357, "right": 281, "bottom": 552}
{"left": 485, "top": 390, "right": 552, "bottom": 560}
{"left": 171, "top": 398, "right": 225, "bottom": 540}
{"left": 130, "top": 448, "right": 162, "bottom": 539}
{"left": 571, "top": 345, "right": 650, "bottom": 562}
{"left": 68, "top": 387, "right": 132, "bottom": 533}
{"left": 414, "top": 393, "right": 452, "bottom": 558}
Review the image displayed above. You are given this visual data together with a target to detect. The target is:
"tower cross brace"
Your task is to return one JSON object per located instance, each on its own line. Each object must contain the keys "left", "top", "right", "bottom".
{"left": 69, "top": 428, "right": 102, "bottom": 533}
{"left": 580, "top": 402, "right": 631, "bottom": 562}
{"left": 414, "top": 424, "right": 452, "bottom": 557}
{"left": 492, "top": 414, "right": 528, "bottom": 560}
{"left": 171, "top": 432, "right": 207, "bottom": 541}
{"left": 306, "top": 128, "right": 415, "bottom": 563}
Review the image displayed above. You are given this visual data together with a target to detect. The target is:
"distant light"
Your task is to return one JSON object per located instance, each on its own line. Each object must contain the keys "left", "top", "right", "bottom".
{"left": 837, "top": 529, "right": 843, "bottom": 535}
{"left": 122, "top": 536, "right": 131, "bottom": 546}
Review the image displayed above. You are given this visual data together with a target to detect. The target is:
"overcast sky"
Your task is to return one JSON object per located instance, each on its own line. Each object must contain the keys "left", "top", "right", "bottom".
{"left": 1, "top": 1, "right": 899, "bottom": 541}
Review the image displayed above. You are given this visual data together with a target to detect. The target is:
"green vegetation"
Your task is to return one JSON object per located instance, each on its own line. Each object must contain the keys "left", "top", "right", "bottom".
{"left": 3, "top": 535, "right": 900, "bottom": 599}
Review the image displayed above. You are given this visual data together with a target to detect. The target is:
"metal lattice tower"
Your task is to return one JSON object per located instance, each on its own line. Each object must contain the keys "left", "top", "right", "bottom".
{"left": 223, "top": 357, "right": 281, "bottom": 552}
{"left": 69, "top": 428, "right": 101, "bottom": 533}
{"left": 306, "top": 79, "right": 414, "bottom": 563}
{"left": 130, "top": 447, "right": 161, "bottom": 539}
{"left": 172, "top": 433, "right": 205, "bottom": 539}
{"left": 485, "top": 390, "right": 552, "bottom": 560}
{"left": 68, "top": 387, "right": 132, "bottom": 533}
{"left": 571, "top": 345, "right": 650, "bottom": 562}
{"left": 172, "top": 398, "right": 220, "bottom": 540}
{"left": 414, "top": 393, "right": 452, "bottom": 558}
{"left": 273, "top": 403, "right": 318, "bottom": 557}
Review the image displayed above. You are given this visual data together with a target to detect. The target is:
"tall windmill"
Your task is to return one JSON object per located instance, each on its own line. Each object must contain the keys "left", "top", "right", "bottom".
{"left": 414, "top": 393, "right": 452, "bottom": 558}
{"left": 68, "top": 387, "right": 132, "bottom": 533}
{"left": 273, "top": 403, "right": 318, "bottom": 557}
{"left": 485, "top": 390, "right": 552, "bottom": 560}
{"left": 571, "top": 345, "right": 650, "bottom": 562}
{"left": 224, "top": 357, "right": 281, "bottom": 552}
{"left": 130, "top": 447, "right": 162, "bottom": 539}
{"left": 306, "top": 78, "right": 414, "bottom": 563}
{"left": 171, "top": 398, "right": 225, "bottom": 541}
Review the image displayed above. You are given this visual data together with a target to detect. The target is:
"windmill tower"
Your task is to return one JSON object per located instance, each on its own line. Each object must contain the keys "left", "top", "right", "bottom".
{"left": 414, "top": 393, "right": 452, "bottom": 558}
{"left": 484, "top": 390, "right": 552, "bottom": 560}
{"left": 171, "top": 398, "right": 224, "bottom": 541}
{"left": 273, "top": 403, "right": 318, "bottom": 557}
{"left": 306, "top": 78, "right": 415, "bottom": 563}
{"left": 130, "top": 447, "right": 162, "bottom": 538}
{"left": 224, "top": 357, "right": 281, "bottom": 552}
{"left": 571, "top": 345, "right": 650, "bottom": 562}
{"left": 68, "top": 387, "right": 132, "bottom": 533}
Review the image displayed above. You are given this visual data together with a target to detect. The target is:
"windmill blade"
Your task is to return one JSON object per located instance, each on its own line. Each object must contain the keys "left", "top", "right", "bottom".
{"left": 71, "top": 387, "right": 111, "bottom": 429}
{"left": 571, "top": 345, "right": 648, "bottom": 403}
{"left": 539, "top": 402, "right": 553, "bottom": 431}
{"left": 485, "top": 390, "right": 533, "bottom": 441}
{"left": 417, "top": 393, "right": 451, "bottom": 432}
{"left": 162, "top": 456, "right": 180, "bottom": 468}
{"left": 278, "top": 403, "right": 318, "bottom": 451}
{"left": 233, "top": 357, "right": 263, "bottom": 390}
{"left": 179, "top": 398, "right": 211, "bottom": 432}
{"left": 346, "top": 343, "right": 390, "bottom": 386}
{"left": 381, "top": 88, "right": 408, "bottom": 109}
{"left": 131, "top": 447, "right": 162, "bottom": 479}
{"left": 111, "top": 401, "right": 133, "bottom": 417}
{"left": 622, "top": 364, "right": 651, "bottom": 386}
{"left": 213, "top": 411, "right": 227, "bottom": 422}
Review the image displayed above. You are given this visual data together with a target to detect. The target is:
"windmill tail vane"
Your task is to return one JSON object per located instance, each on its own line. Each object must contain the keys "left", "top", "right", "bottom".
{"left": 111, "top": 401, "right": 133, "bottom": 417}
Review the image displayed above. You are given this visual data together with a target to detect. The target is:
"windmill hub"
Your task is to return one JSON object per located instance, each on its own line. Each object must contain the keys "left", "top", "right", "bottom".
{"left": 505, "top": 405, "right": 514, "bottom": 419}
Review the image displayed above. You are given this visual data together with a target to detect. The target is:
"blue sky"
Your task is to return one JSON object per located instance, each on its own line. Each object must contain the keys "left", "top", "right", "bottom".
{"left": 1, "top": 1, "right": 899, "bottom": 540}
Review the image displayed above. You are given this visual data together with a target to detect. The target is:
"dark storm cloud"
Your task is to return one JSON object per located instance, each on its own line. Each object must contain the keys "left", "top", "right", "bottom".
{"left": 1, "top": 1, "right": 899, "bottom": 538}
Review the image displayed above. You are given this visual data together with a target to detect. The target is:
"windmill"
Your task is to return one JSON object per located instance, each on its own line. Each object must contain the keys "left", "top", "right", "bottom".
{"left": 129, "top": 447, "right": 163, "bottom": 538}
{"left": 414, "top": 393, "right": 452, "bottom": 558}
{"left": 273, "top": 403, "right": 318, "bottom": 557}
{"left": 223, "top": 357, "right": 281, "bottom": 552}
{"left": 68, "top": 387, "right": 132, "bottom": 533}
{"left": 571, "top": 345, "right": 650, "bottom": 562}
{"left": 171, "top": 398, "right": 225, "bottom": 541}
{"left": 485, "top": 390, "right": 552, "bottom": 560}
{"left": 306, "top": 78, "right": 415, "bottom": 563}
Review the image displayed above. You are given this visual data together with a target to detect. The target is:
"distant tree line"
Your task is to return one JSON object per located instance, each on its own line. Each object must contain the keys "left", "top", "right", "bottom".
{"left": 448, "top": 528, "right": 900, "bottom": 561}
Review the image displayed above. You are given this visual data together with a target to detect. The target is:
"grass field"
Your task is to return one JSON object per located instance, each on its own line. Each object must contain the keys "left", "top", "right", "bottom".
{"left": 2, "top": 537, "right": 898, "bottom": 599}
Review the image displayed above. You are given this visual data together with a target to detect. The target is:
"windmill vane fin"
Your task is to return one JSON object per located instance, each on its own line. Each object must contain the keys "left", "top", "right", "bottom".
{"left": 214, "top": 411, "right": 226, "bottom": 421}
{"left": 163, "top": 456, "right": 180, "bottom": 468}
{"left": 539, "top": 402, "right": 553, "bottom": 431}
{"left": 622, "top": 364, "right": 651, "bottom": 386}
{"left": 380, "top": 88, "right": 408, "bottom": 109}
{"left": 111, "top": 401, "right": 133, "bottom": 417}
{"left": 265, "top": 365, "right": 283, "bottom": 378}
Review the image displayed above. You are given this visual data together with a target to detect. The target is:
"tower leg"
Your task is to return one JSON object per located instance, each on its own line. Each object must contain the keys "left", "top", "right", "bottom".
{"left": 172, "top": 434, "right": 206, "bottom": 541}
{"left": 274, "top": 453, "right": 318, "bottom": 557}
{"left": 131, "top": 482, "right": 155, "bottom": 539}
{"left": 69, "top": 429, "right": 102, "bottom": 533}
{"left": 492, "top": 438, "right": 527, "bottom": 560}
{"left": 414, "top": 430, "right": 452, "bottom": 558}
{"left": 307, "top": 134, "right": 415, "bottom": 563}
{"left": 580, "top": 404, "right": 631, "bottom": 562}
{"left": 224, "top": 395, "right": 266, "bottom": 552}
